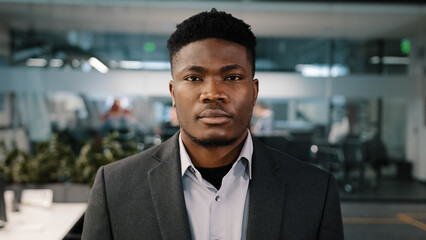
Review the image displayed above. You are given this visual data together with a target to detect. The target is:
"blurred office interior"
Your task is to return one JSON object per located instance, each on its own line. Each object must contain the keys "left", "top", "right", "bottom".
{"left": 0, "top": 0, "right": 426, "bottom": 239}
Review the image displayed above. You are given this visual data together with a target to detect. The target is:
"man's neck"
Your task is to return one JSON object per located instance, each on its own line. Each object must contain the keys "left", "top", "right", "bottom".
{"left": 181, "top": 131, "right": 248, "bottom": 168}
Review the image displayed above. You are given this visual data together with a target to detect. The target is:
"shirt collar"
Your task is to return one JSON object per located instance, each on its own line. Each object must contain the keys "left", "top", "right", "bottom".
{"left": 179, "top": 131, "right": 253, "bottom": 179}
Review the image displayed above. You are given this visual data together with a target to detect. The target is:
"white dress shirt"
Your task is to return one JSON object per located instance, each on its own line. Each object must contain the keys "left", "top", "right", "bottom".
{"left": 179, "top": 132, "right": 253, "bottom": 240}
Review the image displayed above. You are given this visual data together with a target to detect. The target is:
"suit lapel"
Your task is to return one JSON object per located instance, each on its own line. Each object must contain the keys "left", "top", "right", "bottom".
{"left": 246, "top": 139, "right": 286, "bottom": 240}
{"left": 148, "top": 134, "right": 192, "bottom": 240}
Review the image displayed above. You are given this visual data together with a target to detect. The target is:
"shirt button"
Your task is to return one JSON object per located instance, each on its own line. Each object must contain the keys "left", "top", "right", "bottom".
{"left": 215, "top": 196, "right": 221, "bottom": 202}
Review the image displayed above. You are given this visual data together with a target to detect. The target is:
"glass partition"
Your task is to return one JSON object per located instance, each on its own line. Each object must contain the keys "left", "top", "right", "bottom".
{"left": 0, "top": 89, "right": 417, "bottom": 202}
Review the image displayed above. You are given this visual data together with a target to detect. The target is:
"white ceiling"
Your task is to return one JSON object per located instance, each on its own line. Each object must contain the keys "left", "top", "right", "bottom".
{"left": 0, "top": 0, "right": 425, "bottom": 39}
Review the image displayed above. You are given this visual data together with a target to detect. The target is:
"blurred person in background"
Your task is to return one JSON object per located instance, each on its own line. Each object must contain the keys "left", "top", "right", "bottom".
{"left": 100, "top": 98, "right": 145, "bottom": 145}
{"left": 160, "top": 105, "right": 180, "bottom": 141}
{"left": 328, "top": 108, "right": 350, "bottom": 145}
{"left": 251, "top": 101, "right": 274, "bottom": 135}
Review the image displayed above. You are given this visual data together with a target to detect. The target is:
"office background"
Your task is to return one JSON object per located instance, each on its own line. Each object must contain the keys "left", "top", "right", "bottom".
{"left": 0, "top": 0, "right": 425, "bottom": 239}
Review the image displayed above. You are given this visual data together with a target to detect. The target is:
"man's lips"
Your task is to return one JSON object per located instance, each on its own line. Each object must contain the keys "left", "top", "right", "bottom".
{"left": 198, "top": 109, "right": 232, "bottom": 125}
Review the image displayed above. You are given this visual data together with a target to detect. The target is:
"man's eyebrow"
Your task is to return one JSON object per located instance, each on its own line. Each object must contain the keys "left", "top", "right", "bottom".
{"left": 183, "top": 64, "right": 244, "bottom": 73}
{"left": 220, "top": 64, "right": 244, "bottom": 72}
{"left": 185, "top": 65, "right": 206, "bottom": 73}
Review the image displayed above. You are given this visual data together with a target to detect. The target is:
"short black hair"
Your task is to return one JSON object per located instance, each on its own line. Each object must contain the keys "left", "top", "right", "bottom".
{"left": 167, "top": 9, "right": 257, "bottom": 76}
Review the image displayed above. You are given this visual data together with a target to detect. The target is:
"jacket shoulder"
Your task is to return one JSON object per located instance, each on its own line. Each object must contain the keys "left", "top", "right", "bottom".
{"left": 253, "top": 137, "right": 330, "bottom": 181}
{"left": 102, "top": 134, "right": 179, "bottom": 179}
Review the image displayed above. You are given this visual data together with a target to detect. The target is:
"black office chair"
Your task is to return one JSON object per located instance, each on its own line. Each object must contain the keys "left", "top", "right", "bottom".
{"left": 310, "top": 138, "right": 345, "bottom": 173}
{"left": 363, "top": 133, "right": 389, "bottom": 184}
{"left": 341, "top": 138, "right": 367, "bottom": 191}
{"left": 311, "top": 135, "right": 366, "bottom": 192}
{"left": 63, "top": 213, "right": 84, "bottom": 240}
{"left": 0, "top": 173, "right": 6, "bottom": 228}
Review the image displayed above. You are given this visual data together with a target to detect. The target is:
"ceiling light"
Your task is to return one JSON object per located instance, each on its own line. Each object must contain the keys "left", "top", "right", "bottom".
{"left": 118, "top": 60, "right": 170, "bottom": 70}
{"left": 88, "top": 57, "right": 109, "bottom": 73}
{"left": 369, "top": 56, "right": 380, "bottom": 64}
{"left": 139, "top": 61, "right": 171, "bottom": 70}
{"left": 295, "top": 64, "right": 349, "bottom": 77}
{"left": 26, "top": 58, "right": 47, "bottom": 67}
{"left": 369, "top": 56, "right": 410, "bottom": 65}
{"left": 382, "top": 56, "right": 410, "bottom": 65}
{"left": 72, "top": 59, "right": 80, "bottom": 68}
{"left": 49, "top": 59, "right": 64, "bottom": 68}
{"left": 119, "top": 60, "right": 144, "bottom": 70}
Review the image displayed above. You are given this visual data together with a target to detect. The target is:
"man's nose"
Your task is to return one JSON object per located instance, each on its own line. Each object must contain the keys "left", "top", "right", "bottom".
{"left": 200, "top": 79, "right": 229, "bottom": 103}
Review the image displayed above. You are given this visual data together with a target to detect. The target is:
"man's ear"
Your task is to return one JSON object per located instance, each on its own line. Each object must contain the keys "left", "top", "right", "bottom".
{"left": 169, "top": 80, "right": 176, "bottom": 107}
{"left": 252, "top": 78, "right": 259, "bottom": 106}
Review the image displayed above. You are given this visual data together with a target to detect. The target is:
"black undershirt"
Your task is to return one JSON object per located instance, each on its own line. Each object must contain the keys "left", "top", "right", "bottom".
{"left": 196, "top": 163, "right": 234, "bottom": 190}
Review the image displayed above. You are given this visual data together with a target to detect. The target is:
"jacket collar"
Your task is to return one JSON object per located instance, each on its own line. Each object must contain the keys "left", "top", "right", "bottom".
{"left": 148, "top": 133, "right": 192, "bottom": 240}
{"left": 148, "top": 133, "right": 285, "bottom": 240}
{"left": 178, "top": 131, "right": 254, "bottom": 179}
{"left": 246, "top": 138, "right": 286, "bottom": 240}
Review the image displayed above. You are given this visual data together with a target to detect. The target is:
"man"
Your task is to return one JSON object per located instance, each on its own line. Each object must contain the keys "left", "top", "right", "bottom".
{"left": 82, "top": 9, "right": 344, "bottom": 240}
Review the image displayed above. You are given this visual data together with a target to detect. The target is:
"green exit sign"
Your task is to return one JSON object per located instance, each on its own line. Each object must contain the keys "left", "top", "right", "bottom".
{"left": 400, "top": 39, "right": 410, "bottom": 55}
{"left": 144, "top": 42, "right": 156, "bottom": 52}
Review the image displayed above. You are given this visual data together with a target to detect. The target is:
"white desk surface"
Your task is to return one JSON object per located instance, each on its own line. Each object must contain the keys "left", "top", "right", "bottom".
{"left": 0, "top": 203, "right": 87, "bottom": 240}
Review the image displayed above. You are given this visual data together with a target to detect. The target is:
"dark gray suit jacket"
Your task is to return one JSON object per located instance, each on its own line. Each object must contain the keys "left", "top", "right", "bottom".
{"left": 82, "top": 133, "right": 344, "bottom": 240}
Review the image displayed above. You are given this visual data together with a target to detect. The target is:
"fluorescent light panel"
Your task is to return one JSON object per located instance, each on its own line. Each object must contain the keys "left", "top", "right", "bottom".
{"left": 119, "top": 60, "right": 144, "bottom": 69}
{"left": 49, "top": 59, "right": 64, "bottom": 67}
{"left": 369, "top": 56, "right": 410, "bottom": 65}
{"left": 26, "top": 58, "right": 47, "bottom": 67}
{"left": 88, "top": 57, "right": 109, "bottom": 73}
{"left": 295, "top": 64, "right": 349, "bottom": 77}
{"left": 113, "top": 60, "right": 171, "bottom": 70}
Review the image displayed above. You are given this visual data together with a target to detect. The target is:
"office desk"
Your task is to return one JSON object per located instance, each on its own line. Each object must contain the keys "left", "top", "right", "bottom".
{"left": 0, "top": 203, "right": 87, "bottom": 240}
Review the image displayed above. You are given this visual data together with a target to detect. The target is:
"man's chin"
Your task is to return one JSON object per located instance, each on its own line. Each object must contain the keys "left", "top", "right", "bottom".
{"left": 182, "top": 129, "right": 238, "bottom": 147}
{"left": 191, "top": 136, "right": 238, "bottom": 147}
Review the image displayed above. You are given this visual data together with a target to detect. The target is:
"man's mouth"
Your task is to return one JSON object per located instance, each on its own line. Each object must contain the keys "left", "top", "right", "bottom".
{"left": 198, "top": 109, "right": 232, "bottom": 125}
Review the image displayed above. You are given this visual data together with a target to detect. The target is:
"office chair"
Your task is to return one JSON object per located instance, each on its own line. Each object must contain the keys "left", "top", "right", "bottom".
{"left": 0, "top": 173, "right": 6, "bottom": 228}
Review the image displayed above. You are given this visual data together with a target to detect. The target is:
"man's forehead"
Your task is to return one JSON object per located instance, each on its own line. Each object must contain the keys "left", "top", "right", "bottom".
{"left": 171, "top": 38, "right": 250, "bottom": 66}
{"left": 173, "top": 38, "right": 247, "bottom": 57}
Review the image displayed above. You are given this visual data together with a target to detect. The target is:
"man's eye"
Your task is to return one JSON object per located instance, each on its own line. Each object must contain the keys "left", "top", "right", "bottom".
{"left": 184, "top": 76, "right": 202, "bottom": 81}
{"left": 225, "top": 75, "right": 242, "bottom": 81}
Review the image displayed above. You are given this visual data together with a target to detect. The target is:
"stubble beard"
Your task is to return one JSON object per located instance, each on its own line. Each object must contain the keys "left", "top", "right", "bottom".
{"left": 180, "top": 123, "right": 250, "bottom": 147}
{"left": 175, "top": 102, "right": 253, "bottom": 147}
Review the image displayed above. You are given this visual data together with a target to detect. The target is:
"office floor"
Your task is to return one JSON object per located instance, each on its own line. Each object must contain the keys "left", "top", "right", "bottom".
{"left": 340, "top": 178, "right": 426, "bottom": 239}
{"left": 342, "top": 202, "right": 426, "bottom": 240}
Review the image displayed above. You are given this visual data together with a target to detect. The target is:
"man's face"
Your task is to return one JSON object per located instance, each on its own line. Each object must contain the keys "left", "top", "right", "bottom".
{"left": 169, "top": 38, "right": 258, "bottom": 146}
